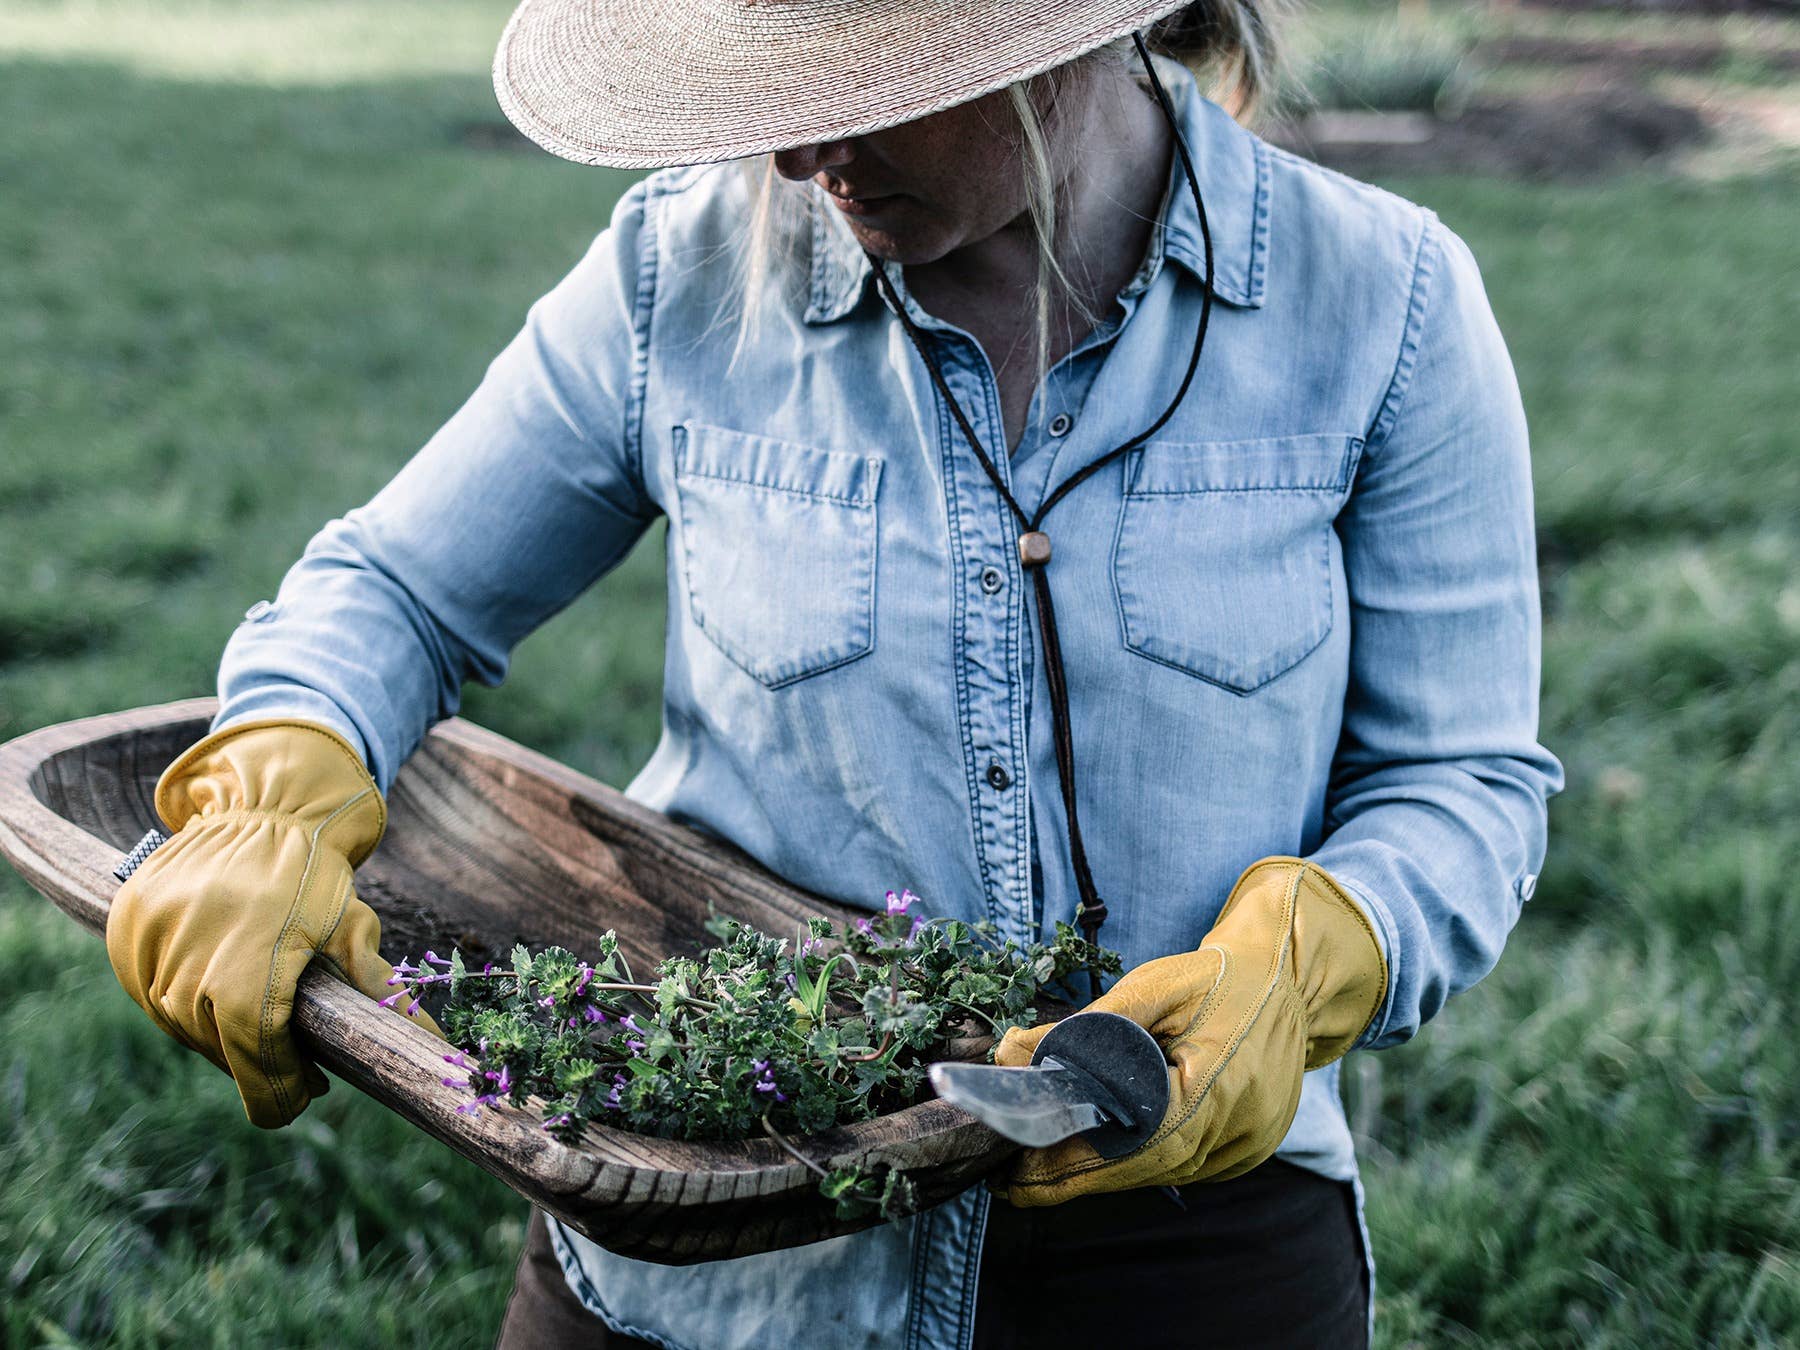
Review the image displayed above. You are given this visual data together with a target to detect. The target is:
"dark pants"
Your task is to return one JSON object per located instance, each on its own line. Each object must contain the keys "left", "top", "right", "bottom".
{"left": 495, "top": 1160, "right": 1369, "bottom": 1349}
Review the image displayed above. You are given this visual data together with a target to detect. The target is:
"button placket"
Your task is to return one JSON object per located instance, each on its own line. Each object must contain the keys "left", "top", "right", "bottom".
{"left": 931, "top": 333, "right": 1034, "bottom": 947}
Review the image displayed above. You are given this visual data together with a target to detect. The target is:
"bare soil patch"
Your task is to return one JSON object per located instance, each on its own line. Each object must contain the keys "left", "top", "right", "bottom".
{"left": 1482, "top": 34, "right": 1800, "bottom": 75}
{"left": 1271, "top": 86, "right": 1710, "bottom": 181}
{"left": 1522, "top": 0, "right": 1797, "bottom": 13}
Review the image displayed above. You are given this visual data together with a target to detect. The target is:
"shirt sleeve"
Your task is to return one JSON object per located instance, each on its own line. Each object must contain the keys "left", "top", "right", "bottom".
{"left": 213, "top": 180, "right": 660, "bottom": 791}
{"left": 1308, "top": 214, "right": 1564, "bottom": 1050}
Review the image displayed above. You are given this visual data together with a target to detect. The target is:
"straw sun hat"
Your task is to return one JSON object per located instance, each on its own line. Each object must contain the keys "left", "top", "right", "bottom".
{"left": 494, "top": 0, "right": 1195, "bottom": 170}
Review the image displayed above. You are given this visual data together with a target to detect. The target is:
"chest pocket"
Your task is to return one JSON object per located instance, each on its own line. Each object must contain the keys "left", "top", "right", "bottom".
{"left": 1112, "top": 433, "right": 1361, "bottom": 694}
{"left": 673, "top": 422, "right": 883, "bottom": 688}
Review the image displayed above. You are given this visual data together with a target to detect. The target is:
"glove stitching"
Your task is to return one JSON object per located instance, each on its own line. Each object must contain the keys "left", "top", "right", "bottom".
{"left": 1143, "top": 868, "right": 1298, "bottom": 1147}
{"left": 1014, "top": 872, "right": 1303, "bottom": 1193}
{"left": 259, "top": 787, "right": 374, "bottom": 1123}
{"left": 156, "top": 720, "right": 385, "bottom": 853}
{"left": 1299, "top": 867, "right": 1390, "bottom": 1062}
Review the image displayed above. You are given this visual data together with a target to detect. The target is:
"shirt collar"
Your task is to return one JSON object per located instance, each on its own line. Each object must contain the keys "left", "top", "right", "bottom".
{"left": 803, "top": 57, "right": 1271, "bottom": 325}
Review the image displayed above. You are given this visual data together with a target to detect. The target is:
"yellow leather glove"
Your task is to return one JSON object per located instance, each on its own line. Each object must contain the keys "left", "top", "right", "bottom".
{"left": 995, "top": 857, "right": 1388, "bottom": 1206}
{"left": 105, "top": 718, "right": 439, "bottom": 1128}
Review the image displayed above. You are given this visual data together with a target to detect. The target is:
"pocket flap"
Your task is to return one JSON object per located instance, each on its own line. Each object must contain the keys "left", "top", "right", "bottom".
{"left": 1127, "top": 434, "right": 1361, "bottom": 495}
{"left": 677, "top": 423, "right": 882, "bottom": 505}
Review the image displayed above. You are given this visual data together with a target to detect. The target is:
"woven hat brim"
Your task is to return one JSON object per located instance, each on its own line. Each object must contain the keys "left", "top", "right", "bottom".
{"left": 494, "top": 0, "right": 1194, "bottom": 169}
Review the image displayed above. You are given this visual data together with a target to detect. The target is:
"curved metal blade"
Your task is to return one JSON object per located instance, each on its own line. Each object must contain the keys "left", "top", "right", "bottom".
{"left": 928, "top": 1059, "right": 1114, "bottom": 1147}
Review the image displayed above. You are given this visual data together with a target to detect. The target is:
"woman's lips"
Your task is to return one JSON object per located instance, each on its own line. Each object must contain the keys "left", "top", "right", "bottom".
{"left": 826, "top": 190, "right": 898, "bottom": 217}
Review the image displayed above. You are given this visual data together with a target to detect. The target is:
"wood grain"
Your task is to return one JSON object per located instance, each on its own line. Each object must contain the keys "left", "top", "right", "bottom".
{"left": 0, "top": 700, "right": 1016, "bottom": 1263}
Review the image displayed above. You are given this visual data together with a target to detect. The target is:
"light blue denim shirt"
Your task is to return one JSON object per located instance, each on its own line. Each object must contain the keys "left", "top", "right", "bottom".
{"left": 215, "top": 62, "right": 1560, "bottom": 1349}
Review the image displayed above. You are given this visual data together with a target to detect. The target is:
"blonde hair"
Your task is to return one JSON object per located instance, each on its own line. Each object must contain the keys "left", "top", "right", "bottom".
{"left": 729, "top": 2, "right": 1285, "bottom": 384}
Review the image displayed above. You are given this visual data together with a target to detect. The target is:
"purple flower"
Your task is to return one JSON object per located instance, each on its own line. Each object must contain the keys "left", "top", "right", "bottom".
{"left": 538, "top": 995, "right": 556, "bottom": 1009}
{"left": 784, "top": 972, "right": 798, "bottom": 992}
{"left": 406, "top": 998, "right": 421, "bottom": 1016}
{"left": 443, "top": 1050, "right": 473, "bottom": 1069}
{"left": 854, "top": 918, "right": 872, "bottom": 935}
{"left": 583, "top": 1005, "right": 606, "bottom": 1025}
{"left": 422, "top": 951, "right": 440, "bottom": 966}
{"left": 440, "top": 1076, "right": 465, "bottom": 1088}
{"left": 391, "top": 959, "right": 419, "bottom": 977}
{"left": 378, "top": 992, "right": 401, "bottom": 1009}
{"left": 625, "top": 1038, "right": 646, "bottom": 1054}
{"left": 482, "top": 962, "right": 495, "bottom": 976}
{"left": 457, "top": 1087, "right": 504, "bottom": 1116}
{"left": 543, "top": 1113, "right": 572, "bottom": 1131}
{"left": 574, "top": 965, "right": 593, "bottom": 995}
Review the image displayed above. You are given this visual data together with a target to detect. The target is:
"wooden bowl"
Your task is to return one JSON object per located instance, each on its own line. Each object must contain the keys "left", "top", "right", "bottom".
{"left": 0, "top": 700, "right": 1014, "bottom": 1263}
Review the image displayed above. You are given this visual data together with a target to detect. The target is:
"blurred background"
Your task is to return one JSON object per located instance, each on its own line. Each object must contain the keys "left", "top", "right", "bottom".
{"left": 2, "top": 1, "right": 1796, "bottom": 1344}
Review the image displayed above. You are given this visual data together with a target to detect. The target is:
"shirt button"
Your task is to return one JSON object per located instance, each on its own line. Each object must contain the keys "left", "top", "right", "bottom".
{"left": 986, "top": 761, "right": 1012, "bottom": 791}
{"left": 980, "top": 566, "right": 1005, "bottom": 595}
{"left": 1047, "top": 412, "right": 1074, "bottom": 438}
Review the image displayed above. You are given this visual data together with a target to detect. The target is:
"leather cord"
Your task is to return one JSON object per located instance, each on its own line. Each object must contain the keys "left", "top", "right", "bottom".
{"left": 868, "top": 34, "right": 1216, "bottom": 997}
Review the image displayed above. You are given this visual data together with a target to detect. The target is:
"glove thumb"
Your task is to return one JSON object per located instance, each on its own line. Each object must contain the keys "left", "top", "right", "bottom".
{"left": 994, "top": 1021, "right": 1054, "bottom": 1068}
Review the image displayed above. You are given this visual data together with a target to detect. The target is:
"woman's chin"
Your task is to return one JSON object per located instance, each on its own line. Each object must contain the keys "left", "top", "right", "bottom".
{"left": 842, "top": 211, "right": 953, "bottom": 269}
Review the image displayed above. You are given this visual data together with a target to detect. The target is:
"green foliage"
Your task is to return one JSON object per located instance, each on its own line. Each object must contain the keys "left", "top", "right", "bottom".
{"left": 1280, "top": 20, "right": 1478, "bottom": 117}
{"left": 403, "top": 899, "right": 1118, "bottom": 1218}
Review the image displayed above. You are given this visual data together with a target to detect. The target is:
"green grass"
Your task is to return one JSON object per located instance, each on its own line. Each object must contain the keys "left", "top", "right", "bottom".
{"left": 3, "top": 4, "right": 1798, "bottom": 1347}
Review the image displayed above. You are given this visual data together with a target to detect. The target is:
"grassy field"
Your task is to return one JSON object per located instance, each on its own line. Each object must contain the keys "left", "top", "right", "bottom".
{"left": 3, "top": 3, "right": 1797, "bottom": 1345}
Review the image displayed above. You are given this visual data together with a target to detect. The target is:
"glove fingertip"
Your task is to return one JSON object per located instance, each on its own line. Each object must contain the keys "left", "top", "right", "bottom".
{"left": 993, "top": 1024, "right": 1050, "bottom": 1067}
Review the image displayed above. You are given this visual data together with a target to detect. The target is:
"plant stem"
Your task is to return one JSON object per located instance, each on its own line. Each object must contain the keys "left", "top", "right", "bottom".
{"left": 845, "top": 1032, "right": 895, "bottom": 1064}
{"left": 760, "top": 1115, "right": 829, "bottom": 1180}
{"left": 587, "top": 981, "right": 719, "bottom": 1012}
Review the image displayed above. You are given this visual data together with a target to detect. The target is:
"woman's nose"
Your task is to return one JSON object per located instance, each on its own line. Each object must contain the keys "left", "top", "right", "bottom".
{"left": 773, "top": 139, "right": 855, "bottom": 182}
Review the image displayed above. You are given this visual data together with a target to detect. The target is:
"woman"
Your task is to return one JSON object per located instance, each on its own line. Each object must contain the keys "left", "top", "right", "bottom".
{"left": 103, "top": 2, "right": 1561, "bottom": 1346}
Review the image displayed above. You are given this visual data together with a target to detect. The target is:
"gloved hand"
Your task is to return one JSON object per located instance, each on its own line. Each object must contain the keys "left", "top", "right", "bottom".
{"left": 105, "top": 718, "right": 440, "bottom": 1127}
{"left": 995, "top": 857, "right": 1388, "bottom": 1206}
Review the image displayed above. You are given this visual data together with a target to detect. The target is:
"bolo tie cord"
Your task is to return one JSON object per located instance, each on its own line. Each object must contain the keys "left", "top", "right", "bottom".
{"left": 867, "top": 33, "right": 1217, "bottom": 999}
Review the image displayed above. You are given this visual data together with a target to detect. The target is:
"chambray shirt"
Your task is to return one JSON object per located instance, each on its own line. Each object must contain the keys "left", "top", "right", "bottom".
{"left": 215, "top": 63, "right": 1560, "bottom": 1349}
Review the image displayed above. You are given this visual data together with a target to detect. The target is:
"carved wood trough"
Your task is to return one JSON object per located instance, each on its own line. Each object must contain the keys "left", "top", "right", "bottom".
{"left": 0, "top": 699, "right": 1015, "bottom": 1264}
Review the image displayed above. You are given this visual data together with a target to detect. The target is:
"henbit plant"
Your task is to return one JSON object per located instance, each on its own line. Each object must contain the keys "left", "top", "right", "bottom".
{"left": 383, "top": 890, "right": 1122, "bottom": 1220}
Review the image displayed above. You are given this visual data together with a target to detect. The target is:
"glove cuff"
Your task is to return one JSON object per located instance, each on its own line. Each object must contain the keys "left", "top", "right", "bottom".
{"left": 154, "top": 718, "right": 386, "bottom": 865}
{"left": 1218, "top": 857, "right": 1389, "bottom": 1069}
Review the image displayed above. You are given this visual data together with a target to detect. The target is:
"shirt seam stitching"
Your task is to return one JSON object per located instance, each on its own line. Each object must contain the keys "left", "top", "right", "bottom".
{"left": 1361, "top": 212, "right": 1442, "bottom": 459}
{"left": 674, "top": 465, "right": 877, "bottom": 506}
{"left": 626, "top": 181, "right": 662, "bottom": 489}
